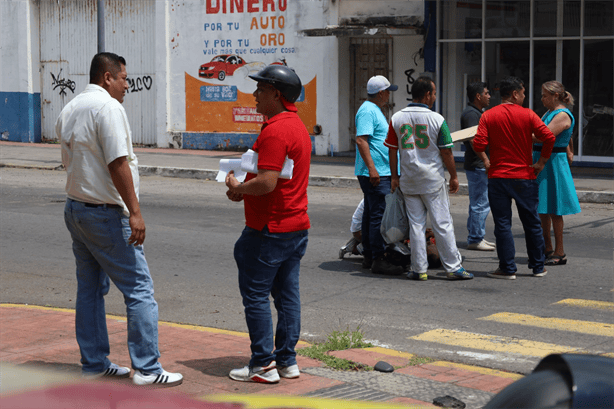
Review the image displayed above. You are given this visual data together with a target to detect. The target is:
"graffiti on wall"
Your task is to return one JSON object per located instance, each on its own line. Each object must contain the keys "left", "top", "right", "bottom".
{"left": 404, "top": 68, "right": 416, "bottom": 102}
{"left": 50, "top": 69, "right": 76, "bottom": 96}
{"left": 127, "top": 76, "right": 153, "bottom": 93}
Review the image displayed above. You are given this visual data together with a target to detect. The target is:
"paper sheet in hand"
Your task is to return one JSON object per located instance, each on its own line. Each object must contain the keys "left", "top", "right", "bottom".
{"left": 217, "top": 159, "right": 247, "bottom": 182}
{"left": 450, "top": 125, "right": 478, "bottom": 143}
{"left": 240, "top": 149, "right": 294, "bottom": 179}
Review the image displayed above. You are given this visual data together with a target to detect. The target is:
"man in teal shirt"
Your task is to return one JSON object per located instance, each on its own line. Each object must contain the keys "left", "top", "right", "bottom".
{"left": 355, "top": 75, "right": 402, "bottom": 275}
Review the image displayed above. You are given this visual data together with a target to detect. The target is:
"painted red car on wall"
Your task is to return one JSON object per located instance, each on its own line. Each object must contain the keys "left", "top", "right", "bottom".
{"left": 198, "top": 54, "right": 247, "bottom": 81}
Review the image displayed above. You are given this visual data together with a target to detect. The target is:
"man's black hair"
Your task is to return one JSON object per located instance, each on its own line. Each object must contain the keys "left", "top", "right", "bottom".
{"left": 90, "top": 52, "right": 127, "bottom": 84}
{"left": 467, "top": 81, "right": 487, "bottom": 104}
{"left": 499, "top": 77, "right": 524, "bottom": 99}
{"left": 411, "top": 76, "right": 435, "bottom": 101}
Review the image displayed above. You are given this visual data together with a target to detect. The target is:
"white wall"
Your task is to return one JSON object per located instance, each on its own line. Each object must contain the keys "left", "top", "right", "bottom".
{"left": 2, "top": 0, "right": 426, "bottom": 151}
{"left": 391, "top": 35, "right": 425, "bottom": 112}
{"left": 337, "top": 37, "right": 352, "bottom": 152}
{"left": 0, "top": 0, "right": 40, "bottom": 95}
{"left": 314, "top": 36, "right": 341, "bottom": 155}
{"left": 0, "top": 0, "right": 41, "bottom": 142}
{"left": 339, "top": 0, "right": 422, "bottom": 19}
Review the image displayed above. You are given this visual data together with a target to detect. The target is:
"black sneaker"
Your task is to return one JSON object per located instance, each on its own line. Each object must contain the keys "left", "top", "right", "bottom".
{"left": 371, "top": 257, "right": 404, "bottom": 275}
{"left": 362, "top": 256, "right": 373, "bottom": 269}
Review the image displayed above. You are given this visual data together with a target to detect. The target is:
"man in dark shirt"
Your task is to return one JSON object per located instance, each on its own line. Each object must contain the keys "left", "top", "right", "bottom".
{"left": 461, "top": 82, "right": 494, "bottom": 251}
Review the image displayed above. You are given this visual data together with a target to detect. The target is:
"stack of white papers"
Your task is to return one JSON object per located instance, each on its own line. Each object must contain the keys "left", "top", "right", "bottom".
{"left": 217, "top": 149, "right": 294, "bottom": 182}
{"left": 216, "top": 159, "right": 247, "bottom": 182}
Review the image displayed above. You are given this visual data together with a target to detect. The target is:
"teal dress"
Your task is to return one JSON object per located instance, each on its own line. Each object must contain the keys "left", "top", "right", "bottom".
{"left": 533, "top": 108, "right": 581, "bottom": 216}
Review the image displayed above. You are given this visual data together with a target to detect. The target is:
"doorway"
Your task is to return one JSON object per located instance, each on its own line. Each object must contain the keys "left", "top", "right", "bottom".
{"left": 349, "top": 37, "right": 394, "bottom": 143}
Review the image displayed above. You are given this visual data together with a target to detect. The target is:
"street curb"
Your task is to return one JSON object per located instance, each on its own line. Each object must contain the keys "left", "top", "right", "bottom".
{"left": 0, "top": 303, "right": 520, "bottom": 403}
{"left": 138, "top": 165, "right": 218, "bottom": 180}
{"left": 575, "top": 190, "right": 614, "bottom": 204}
{"left": 2, "top": 162, "right": 613, "bottom": 204}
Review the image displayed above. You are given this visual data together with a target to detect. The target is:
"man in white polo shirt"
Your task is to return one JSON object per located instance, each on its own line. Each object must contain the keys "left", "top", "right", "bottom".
{"left": 57, "top": 52, "right": 182, "bottom": 387}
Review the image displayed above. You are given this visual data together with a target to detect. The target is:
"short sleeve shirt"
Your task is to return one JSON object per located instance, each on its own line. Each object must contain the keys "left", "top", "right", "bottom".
{"left": 473, "top": 103, "right": 555, "bottom": 179}
{"left": 56, "top": 84, "right": 138, "bottom": 216}
{"left": 384, "top": 104, "right": 453, "bottom": 194}
{"left": 354, "top": 101, "right": 391, "bottom": 177}
{"left": 244, "top": 111, "right": 311, "bottom": 233}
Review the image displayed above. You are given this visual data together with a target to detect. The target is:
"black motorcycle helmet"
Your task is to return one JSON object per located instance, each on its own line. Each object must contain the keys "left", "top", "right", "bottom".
{"left": 249, "top": 65, "right": 302, "bottom": 103}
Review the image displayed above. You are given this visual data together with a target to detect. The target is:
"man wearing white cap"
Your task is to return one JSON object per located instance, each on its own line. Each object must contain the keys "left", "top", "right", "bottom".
{"left": 354, "top": 75, "right": 403, "bottom": 275}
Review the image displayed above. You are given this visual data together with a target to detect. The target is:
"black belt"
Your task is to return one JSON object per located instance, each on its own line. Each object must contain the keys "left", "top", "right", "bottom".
{"left": 533, "top": 145, "right": 567, "bottom": 153}
{"left": 71, "top": 199, "right": 122, "bottom": 209}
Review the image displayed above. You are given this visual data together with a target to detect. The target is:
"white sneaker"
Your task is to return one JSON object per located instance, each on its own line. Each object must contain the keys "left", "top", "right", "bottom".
{"left": 483, "top": 239, "right": 496, "bottom": 247}
{"left": 467, "top": 240, "right": 495, "bottom": 251}
{"left": 278, "top": 364, "right": 300, "bottom": 379}
{"left": 229, "top": 361, "right": 280, "bottom": 383}
{"left": 133, "top": 369, "right": 183, "bottom": 387}
{"left": 82, "top": 363, "right": 131, "bottom": 379}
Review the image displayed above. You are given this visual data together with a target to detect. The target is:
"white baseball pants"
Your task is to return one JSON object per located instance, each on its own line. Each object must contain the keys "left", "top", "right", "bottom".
{"left": 404, "top": 184, "right": 462, "bottom": 274}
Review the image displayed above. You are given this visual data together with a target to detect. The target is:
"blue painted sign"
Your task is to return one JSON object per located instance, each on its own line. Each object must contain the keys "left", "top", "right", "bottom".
{"left": 200, "top": 85, "right": 237, "bottom": 101}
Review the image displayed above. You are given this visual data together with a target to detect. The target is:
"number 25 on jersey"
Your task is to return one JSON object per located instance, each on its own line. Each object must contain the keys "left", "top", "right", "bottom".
{"left": 400, "top": 124, "right": 430, "bottom": 150}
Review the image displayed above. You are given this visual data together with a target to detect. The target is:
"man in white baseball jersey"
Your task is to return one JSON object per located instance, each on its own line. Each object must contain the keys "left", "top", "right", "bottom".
{"left": 385, "top": 76, "right": 472, "bottom": 281}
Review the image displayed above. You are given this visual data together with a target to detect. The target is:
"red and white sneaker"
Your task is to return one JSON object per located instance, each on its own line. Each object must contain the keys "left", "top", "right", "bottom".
{"left": 229, "top": 361, "right": 280, "bottom": 383}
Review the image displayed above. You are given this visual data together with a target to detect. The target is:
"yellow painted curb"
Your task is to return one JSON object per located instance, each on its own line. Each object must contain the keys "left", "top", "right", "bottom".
{"left": 0, "top": 304, "right": 309, "bottom": 346}
{"left": 204, "top": 394, "right": 422, "bottom": 409}
{"left": 1, "top": 303, "right": 75, "bottom": 313}
{"left": 428, "top": 361, "right": 523, "bottom": 380}
{"left": 364, "top": 347, "right": 416, "bottom": 360}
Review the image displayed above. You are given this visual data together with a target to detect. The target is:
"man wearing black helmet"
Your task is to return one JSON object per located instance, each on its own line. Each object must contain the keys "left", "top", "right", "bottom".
{"left": 225, "top": 65, "right": 311, "bottom": 383}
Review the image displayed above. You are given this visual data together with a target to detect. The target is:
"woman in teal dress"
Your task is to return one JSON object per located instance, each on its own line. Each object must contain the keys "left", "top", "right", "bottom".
{"left": 533, "top": 81, "right": 581, "bottom": 266}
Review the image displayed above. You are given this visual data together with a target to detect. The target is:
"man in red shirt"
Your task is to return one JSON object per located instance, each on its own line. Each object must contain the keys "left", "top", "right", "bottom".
{"left": 472, "top": 76, "right": 555, "bottom": 280}
{"left": 225, "top": 65, "right": 310, "bottom": 383}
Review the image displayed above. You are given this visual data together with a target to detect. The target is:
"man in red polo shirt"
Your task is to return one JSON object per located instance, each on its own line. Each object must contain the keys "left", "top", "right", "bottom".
{"left": 472, "top": 76, "right": 555, "bottom": 280}
{"left": 225, "top": 65, "right": 310, "bottom": 383}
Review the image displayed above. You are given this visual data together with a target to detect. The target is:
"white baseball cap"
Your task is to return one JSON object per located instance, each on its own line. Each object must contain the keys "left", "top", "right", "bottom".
{"left": 367, "top": 75, "right": 398, "bottom": 95}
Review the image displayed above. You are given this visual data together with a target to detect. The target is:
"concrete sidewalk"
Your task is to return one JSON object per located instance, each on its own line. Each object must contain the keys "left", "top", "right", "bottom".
{"left": 0, "top": 304, "right": 523, "bottom": 408}
{"left": 1, "top": 142, "right": 612, "bottom": 203}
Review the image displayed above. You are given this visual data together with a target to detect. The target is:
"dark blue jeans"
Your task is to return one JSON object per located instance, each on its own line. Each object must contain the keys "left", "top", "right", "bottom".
{"left": 488, "top": 178, "right": 546, "bottom": 274}
{"left": 358, "top": 176, "right": 391, "bottom": 259}
{"left": 234, "top": 226, "right": 308, "bottom": 367}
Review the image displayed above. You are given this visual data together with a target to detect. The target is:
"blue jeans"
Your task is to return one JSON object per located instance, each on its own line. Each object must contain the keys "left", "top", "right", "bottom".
{"left": 466, "top": 168, "right": 490, "bottom": 244}
{"left": 234, "top": 226, "right": 308, "bottom": 367}
{"left": 357, "top": 176, "right": 391, "bottom": 259}
{"left": 487, "top": 179, "right": 546, "bottom": 274}
{"left": 64, "top": 199, "right": 162, "bottom": 375}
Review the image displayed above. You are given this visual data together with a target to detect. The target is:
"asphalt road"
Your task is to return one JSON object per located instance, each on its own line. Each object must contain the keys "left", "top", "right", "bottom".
{"left": 1, "top": 167, "right": 613, "bottom": 374}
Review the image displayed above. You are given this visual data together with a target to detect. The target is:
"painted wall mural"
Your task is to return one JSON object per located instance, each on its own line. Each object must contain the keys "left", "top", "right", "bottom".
{"left": 183, "top": 0, "right": 317, "bottom": 140}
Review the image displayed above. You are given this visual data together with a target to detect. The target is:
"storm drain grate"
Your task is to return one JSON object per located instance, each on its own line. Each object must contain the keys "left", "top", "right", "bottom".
{"left": 302, "top": 367, "right": 494, "bottom": 409}
{"left": 303, "top": 383, "right": 396, "bottom": 402}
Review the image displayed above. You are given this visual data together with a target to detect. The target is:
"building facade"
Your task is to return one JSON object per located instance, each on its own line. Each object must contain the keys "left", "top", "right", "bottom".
{"left": 438, "top": 0, "right": 613, "bottom": 165}
{"left": 1, "top": 0, "right": 612, "bottom": 165}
